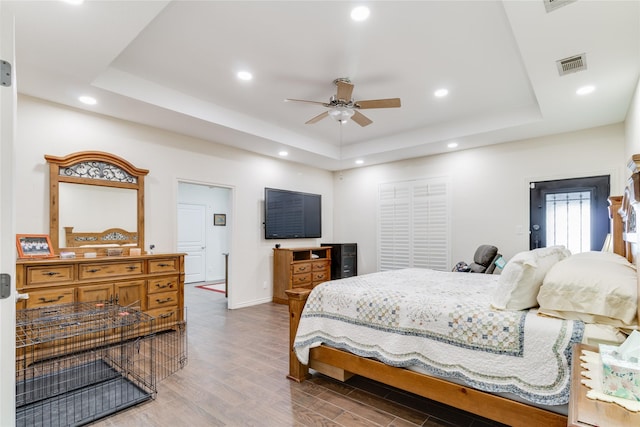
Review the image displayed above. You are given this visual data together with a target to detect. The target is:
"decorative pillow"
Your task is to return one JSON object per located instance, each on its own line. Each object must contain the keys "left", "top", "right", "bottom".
{"left": 537, "top": 251, "right": 638, "bottom": 327}
{"left": 491, "top": 246, "right": 571, "bottom": 310}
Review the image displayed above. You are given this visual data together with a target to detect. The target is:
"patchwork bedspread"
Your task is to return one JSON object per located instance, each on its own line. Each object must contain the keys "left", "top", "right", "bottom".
{"left": 293, "top": 268, "right": 584, "bottom": 406}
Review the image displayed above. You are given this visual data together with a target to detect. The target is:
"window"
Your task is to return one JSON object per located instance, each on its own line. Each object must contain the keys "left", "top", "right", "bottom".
{"left": 530, "top": 176, "right": 609, "bottom": 252}
{"left": 378, "top": 178, "right": 450, "bottom": 271}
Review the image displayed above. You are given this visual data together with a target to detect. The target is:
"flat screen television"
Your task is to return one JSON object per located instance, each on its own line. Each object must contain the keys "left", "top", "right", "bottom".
{"left": 264, "top": 187, "right": 321, "bottom": 239}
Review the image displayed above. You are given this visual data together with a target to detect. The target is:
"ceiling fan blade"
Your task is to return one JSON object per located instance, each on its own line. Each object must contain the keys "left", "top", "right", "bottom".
{"left": 306, "top": 111, "right": 329, "bottom": 124}
{"left": 336, "top": 80, "right": 354, "bottom": 102}
{"left": 355, "top": 98, "right": 401, "bottom": 109}
{"left": 351, "top": 110, "right": 373, "bottom": 127}
{"left": 285, "top": 98, "right": 330, "bottom": 107}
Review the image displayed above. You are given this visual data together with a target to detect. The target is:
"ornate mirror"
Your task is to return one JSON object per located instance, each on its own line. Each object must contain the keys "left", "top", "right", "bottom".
{"left": 46, "top": 151, "right": 148, "bottom": 255}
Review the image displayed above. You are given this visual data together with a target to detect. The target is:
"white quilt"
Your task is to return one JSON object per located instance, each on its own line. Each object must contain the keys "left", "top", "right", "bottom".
{"left": 293, "top": 268, "right": 584, "bottom": 406}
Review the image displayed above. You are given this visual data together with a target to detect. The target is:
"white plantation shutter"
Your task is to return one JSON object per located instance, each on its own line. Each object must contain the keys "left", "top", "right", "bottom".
{"left": 378, "top": 178, "right": 450, "bottom": 271}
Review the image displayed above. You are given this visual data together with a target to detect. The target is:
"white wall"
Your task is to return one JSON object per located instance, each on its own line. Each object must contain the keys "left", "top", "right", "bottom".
{"left": 626, "top": 77, "right": 640, "bottom": 158}
{"left": 15, "top": 95, "right": 334, "bottom": 309}
{"left": 333, "top": 123, "right": 626, "bottom": 272}
{"left": 15, "top": 95, "right": 630, "bottom": 306}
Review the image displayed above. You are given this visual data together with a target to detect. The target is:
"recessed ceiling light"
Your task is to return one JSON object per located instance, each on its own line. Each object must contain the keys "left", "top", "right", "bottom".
{"left": 434, "top": 88, "right": 449, "bottom": 98}
{"left": 355, "top": 159, "right": 364, "bottom": 165}
{"left": 351, "top": 6, "right": 370, "bottom": 21}
{"left": 237, "top": 71, "right": 253, "bottom": 81}
{"left": 78, "top": 96, "right": 97, "bottom": 105}
{"left": 576, "top": 85, "right": 595, "bottom": 95}
{"left": 61, "top": 0, "right": 84, "bottom": 5}
{"left": 447, "top": 142, "right": 458, "bottom": 149}
{"left": 279, "top": 151, "right": 288, "bottom": 157}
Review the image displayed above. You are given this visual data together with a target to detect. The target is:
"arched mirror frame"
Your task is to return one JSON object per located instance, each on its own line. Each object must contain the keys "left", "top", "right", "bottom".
{"left": 45, "top": 151, "right": 148, "bottom": 256}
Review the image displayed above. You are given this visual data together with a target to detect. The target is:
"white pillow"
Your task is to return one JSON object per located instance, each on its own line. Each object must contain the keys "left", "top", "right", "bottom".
{"left": 537, "top": 251, "right": 638, "bottom": 327}
{"left": 491, "top": 246, "right": 571, "bottom": 310}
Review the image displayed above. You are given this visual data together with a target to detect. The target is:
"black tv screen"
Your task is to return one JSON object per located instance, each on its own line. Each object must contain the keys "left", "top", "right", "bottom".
{"left": 264, "top": 188, "right": 321, "bottom": 239}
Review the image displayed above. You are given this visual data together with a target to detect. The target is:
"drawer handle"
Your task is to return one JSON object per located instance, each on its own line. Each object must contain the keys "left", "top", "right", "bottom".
{"left": 86, "top": 268, "right": 101, "bottom": 273}
{"left": 298, "top": 266, "right": 307, "bottom": 271}
{"left": 155, "top": 283, "right": 172, "bottom": 289}
{"left": 43, "top": 271, "right": 60, "bottom": 277}
{"left": 39, "top": 295, "right": 64, "bottom": 303}
{"left": 126, "top": 266, "right": 139, "bottom": 271}
{"left": 159, "top": 312, "right": 175, "bottom": 319}
{"left": 157, "top": 263, "right": 171, "bottom": 267}
{"left": 155, "top": 297, "right": 173, "bottom": 304}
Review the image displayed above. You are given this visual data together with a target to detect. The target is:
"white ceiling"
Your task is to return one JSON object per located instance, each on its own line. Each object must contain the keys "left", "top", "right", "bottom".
{"left": 5, "top": 0, "right": 640, "bottom": 170}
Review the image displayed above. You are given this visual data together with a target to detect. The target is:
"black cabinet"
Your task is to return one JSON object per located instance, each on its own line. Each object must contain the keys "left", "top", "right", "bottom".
{"left": 321, "top": 243, "right": 357, "bottom": 280}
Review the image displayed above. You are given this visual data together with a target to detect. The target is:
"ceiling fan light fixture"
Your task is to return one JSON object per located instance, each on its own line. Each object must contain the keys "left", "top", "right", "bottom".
{"left": 328, "top": 107, "right": 355, "bottom": 124}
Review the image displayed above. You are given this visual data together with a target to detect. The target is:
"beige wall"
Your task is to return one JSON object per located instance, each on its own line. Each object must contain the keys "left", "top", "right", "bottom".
{"left": 15, "top": 95, "right": 334, "bottom": 309}
{"left": 333, "top": 124, "right": 626, "bottom": 273}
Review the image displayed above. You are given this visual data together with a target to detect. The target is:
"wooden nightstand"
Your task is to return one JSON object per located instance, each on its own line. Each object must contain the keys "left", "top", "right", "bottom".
{"left": 568, "top": 343, "right": 640, "bottom": 427}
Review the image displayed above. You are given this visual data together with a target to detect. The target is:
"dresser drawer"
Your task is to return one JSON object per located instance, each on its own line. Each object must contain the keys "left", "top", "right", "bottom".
{"left": 26, "top": 265, "right": 74, "bottom": 286}
{"left": 292, "top": 262, "right": 311, "bottom": 274}
{"left": 148, "top": 258, "right": 179, "bottom": 274}
{"left": 147, "top": 277, "right": 179, "bottom": 294}
{"left": 292, "top": 273, "right": 312, "bottom": 287}
{"left": 147, "top": 290, "right": 178, "bottom": 310}
{"left": 312, "top": 260, "right": 330, "bottom": 271}
{"left": 146, "top": 306, "right": 180, "bottom": 321}
{"left": 79, "top": 261, "right": 143, "bottom": 280}
{"left": 25, "top": 288, "right": 75, "bottom": 308}
{"left": 312, "top": 271, "right": 329, "bottom": 282}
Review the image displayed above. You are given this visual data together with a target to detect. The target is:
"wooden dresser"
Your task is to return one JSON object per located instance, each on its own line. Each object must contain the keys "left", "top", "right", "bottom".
{"left": 16, "top": 253, "right": 185, "bottom": 324}
{"left": 272, "top": 247, "right": 331, "bottom": 304}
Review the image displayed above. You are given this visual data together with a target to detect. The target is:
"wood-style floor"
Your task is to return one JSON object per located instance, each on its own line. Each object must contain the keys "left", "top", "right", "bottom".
{"left": 88, "top": 283, "right": 508, "bottom": 427}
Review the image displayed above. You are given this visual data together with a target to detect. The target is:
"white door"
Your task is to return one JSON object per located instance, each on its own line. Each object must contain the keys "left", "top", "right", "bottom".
{"left": 178, "top": 204, "right": 206, "bottom": 283}
{"left": 1, "top": 4, "right": 17, "bottom": 423}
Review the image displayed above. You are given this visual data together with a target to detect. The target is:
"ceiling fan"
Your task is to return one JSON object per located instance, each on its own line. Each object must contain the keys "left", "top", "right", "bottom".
{"left": 285, "top": 78, "right": 401, "bottom": 127}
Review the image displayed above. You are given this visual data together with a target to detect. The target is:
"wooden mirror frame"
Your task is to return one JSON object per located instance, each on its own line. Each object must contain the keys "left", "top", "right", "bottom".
{"left": 45, "top": 151, "right": 148, "bottom": 256}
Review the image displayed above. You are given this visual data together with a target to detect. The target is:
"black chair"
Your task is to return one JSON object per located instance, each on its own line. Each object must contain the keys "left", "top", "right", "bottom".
{"left": 453, "top": 245, "right": 501, "bottom": 274}
{"left": 469, "top": 244, "right": 501, "bottom": 274}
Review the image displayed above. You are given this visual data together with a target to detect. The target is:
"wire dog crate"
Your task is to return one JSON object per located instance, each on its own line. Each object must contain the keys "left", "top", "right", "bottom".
{"left": 16, "top": 302, "right": 187, "bottom": 427}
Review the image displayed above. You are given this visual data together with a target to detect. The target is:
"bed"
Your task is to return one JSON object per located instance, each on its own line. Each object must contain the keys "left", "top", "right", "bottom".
{"left": 286, "top": 160, "right": 640, "bottom": 427}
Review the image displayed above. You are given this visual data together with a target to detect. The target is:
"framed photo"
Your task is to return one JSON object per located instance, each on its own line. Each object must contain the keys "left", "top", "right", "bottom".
{"left": 213, "top": 214, "right": 226, "bottom": 226}
{"left": 16, "top": 234, "right": 54, "bottom": 258}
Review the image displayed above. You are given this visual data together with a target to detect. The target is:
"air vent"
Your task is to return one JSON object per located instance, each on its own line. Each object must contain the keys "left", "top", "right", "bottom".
{"left": 543, "top": 0, "right": 577, "bottom": 13}
{"left": 556, "top": 54, "right": 587, "bottom": 76}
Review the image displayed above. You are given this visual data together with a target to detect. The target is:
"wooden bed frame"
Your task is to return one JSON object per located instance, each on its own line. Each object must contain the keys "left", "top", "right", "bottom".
{"left": 63, "top": 226, "right": 139, "bottom": 248}
{"left": 286, "top": 158, "right": 640, "bottom": 427}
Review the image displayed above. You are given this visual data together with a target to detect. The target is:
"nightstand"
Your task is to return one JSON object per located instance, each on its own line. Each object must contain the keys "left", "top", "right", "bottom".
{"left": 568, "top": 343, "right": 640, "bottom": 427}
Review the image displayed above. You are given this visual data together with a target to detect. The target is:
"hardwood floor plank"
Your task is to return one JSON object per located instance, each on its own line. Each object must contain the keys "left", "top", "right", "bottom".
{"left": 86, "top": 283, "right": 513, "bottom": 427}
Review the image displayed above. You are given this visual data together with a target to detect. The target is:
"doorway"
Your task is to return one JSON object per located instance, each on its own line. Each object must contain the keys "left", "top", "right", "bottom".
{"left": 178, "top": 204, "right": 206, "bottom": 283}
{"left": 529, "top": 175, "right": 610, "bottom": 252}
{"left": 177, "top": 182, "right": 232, "bottom": 291}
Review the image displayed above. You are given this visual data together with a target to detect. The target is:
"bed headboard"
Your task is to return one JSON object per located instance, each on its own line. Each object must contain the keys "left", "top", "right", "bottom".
{"left": 63, "top": 226, "right": 139, "bottom": 248}
{"left": 611, "top": 154, "right": 640, "bottom": 326}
